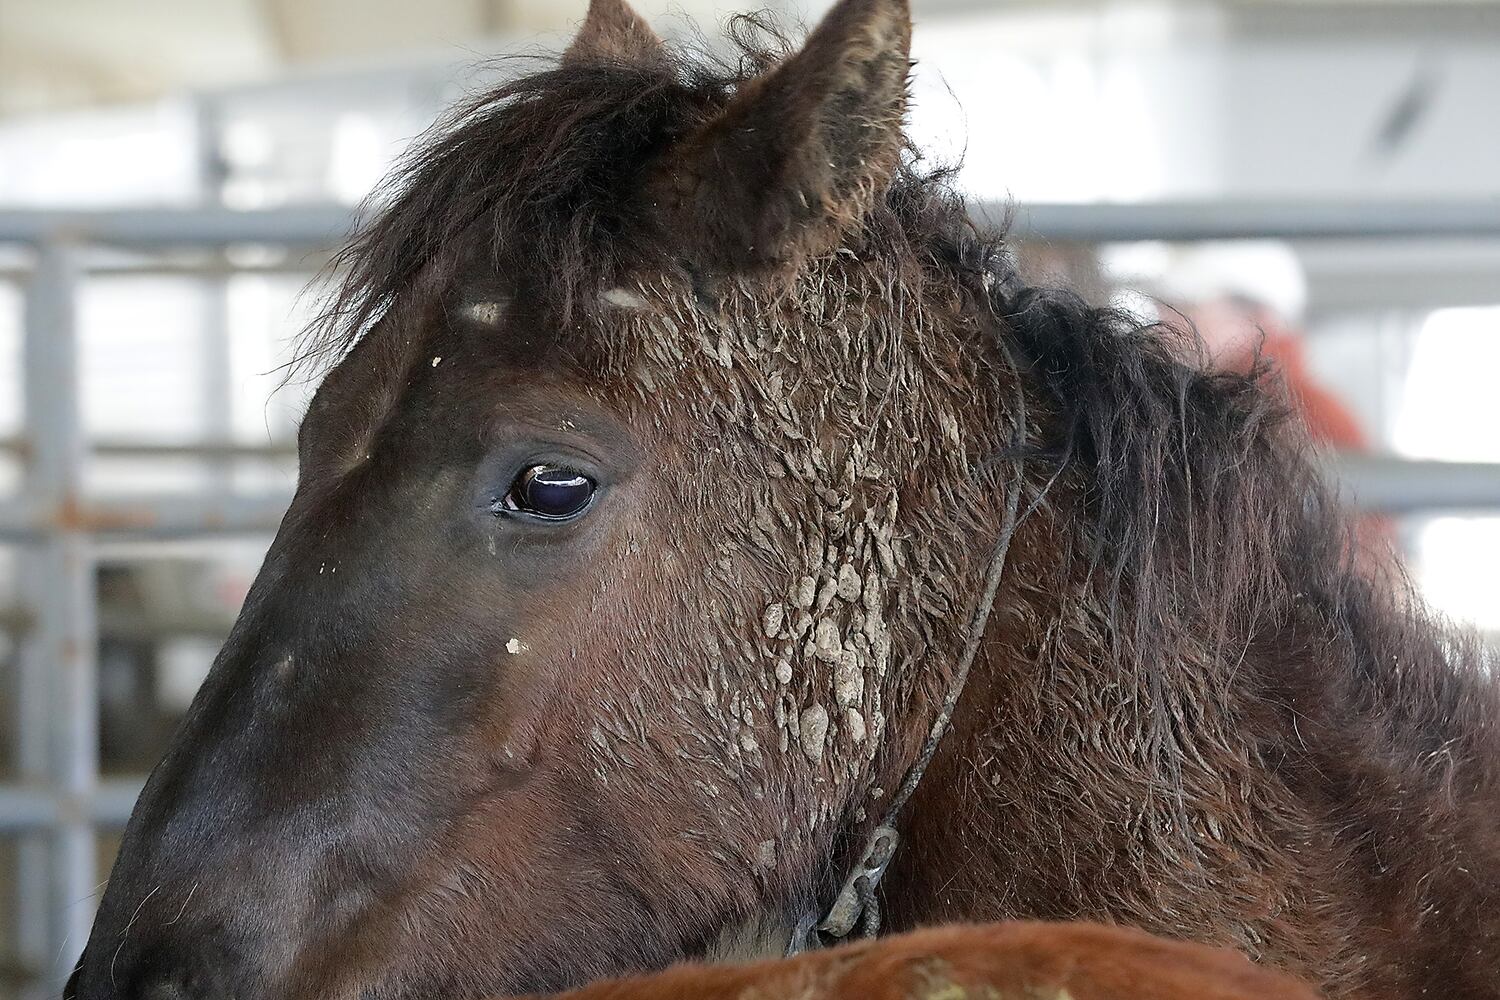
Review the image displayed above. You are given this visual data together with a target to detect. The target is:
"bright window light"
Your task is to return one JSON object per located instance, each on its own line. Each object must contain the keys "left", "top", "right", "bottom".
{"left": 1414, "top": 516, "right": 1500, "bottom": 633}
{"left": 1393, "top": 306, "right": 1500, "bottom": 634}
{"left": 909, "top": 13, "right": 1170, "bottom": 204}
{"left": 327, "top": 112, "right": 389, "bottom": 205}
{"left": 1393, "top": 306, "right": 1500, "bottom": 462}
{"left": 0, "top": 103, "right": 198, "bottom": 206}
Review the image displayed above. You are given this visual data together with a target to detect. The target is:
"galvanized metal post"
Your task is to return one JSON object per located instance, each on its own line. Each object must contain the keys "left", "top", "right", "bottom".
{"left": 15, "top": 246, "right": 54, "bottom": 992}
{"left": 193, "top": 94, "right": 237, "bottom": 496}
{"left": 23, "top": 238, "right": 98, "bottom": 994}
{"left": 201, "top": 273, "right": 234, "bottom": 494}
{"left": 15, "top": 545, "right": 52, "bottom": 1000}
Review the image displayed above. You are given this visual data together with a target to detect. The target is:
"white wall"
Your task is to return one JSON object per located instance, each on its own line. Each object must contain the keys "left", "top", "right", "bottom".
{"left": 905, "top": 2, "right": 1500, "bottom": 203}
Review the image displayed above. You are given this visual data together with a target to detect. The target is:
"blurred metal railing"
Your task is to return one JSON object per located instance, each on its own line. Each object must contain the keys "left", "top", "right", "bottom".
{"left": 0, "top": 214, "right": 326, "bottom": 999}
{"left": 6, "top": 198, "right": 1500, "bottom": 247}
{"left": 1001, "top": 199, "right": 1500, "bottom": 242}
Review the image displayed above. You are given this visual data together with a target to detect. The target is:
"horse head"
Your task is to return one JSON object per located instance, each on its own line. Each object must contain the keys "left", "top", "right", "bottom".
{"left": 69, "top": 1, "right": 1024, "bottom": 996}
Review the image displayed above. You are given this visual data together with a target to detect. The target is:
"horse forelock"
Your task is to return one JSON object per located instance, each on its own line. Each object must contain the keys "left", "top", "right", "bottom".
{"left": 292, "top": 14, "right": 991, "bottom": 369}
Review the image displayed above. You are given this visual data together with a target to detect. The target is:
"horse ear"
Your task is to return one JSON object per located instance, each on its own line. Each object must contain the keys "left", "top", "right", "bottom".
{"left": 563, "top": 0, "right": 667, "bottom": 67}
{"left": 650, "top": 0, "right": 912, "bottom": 272}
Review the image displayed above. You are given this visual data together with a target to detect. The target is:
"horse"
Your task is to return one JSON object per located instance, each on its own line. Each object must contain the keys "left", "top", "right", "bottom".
{"left": 67, "top": 0, "right": 1500, "bottom": 997}
{"left": 520, "top": 922, "right": 1322, "bottom": 1000}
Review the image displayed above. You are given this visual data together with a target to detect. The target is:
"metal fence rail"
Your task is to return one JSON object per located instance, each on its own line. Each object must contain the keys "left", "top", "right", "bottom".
{"left": 7, "top": 198, "right": 1500, "bottom": 250}
{"left": 999, "top": 199, "right": 1500, "bottom": 242}
{"left": 2, "top": 200, "right": 1500, "bottom": 998}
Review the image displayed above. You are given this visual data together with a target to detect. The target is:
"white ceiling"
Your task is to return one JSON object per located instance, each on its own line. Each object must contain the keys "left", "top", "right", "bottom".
{"left": 1, "top": 0, "right": 1497, "bottom": 117}
{"left": 0, "top": 0, "right": 753, "bottom": 115}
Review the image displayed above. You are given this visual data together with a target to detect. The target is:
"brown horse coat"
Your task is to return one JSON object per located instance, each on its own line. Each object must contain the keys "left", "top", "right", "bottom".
{"left": 529, "top": 923, "right": 1321, "bottom": 1000}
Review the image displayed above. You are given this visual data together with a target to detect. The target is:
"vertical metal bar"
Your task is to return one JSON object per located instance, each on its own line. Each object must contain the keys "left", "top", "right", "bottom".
{"left": 15, "top": 550, "right": 53, "bottom": 1000}
{"left": 15, "top": 259, "right": 54, "bottom": 1000}
{"left": 24, "top": 239, "right": 99, "bottom": 994}
{"left": 201, "top": 275, "right": 234, "bottom": 494}
{"left": 188, "top": 94, "right": 228, "bottom": 207}
{"left": 194, "top": 95, "right": 236, "bottom": 495}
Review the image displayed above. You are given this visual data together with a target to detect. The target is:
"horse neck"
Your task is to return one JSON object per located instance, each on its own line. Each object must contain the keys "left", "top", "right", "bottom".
{"left": 874, "top": 508, "right": 1500, "bottom": 998}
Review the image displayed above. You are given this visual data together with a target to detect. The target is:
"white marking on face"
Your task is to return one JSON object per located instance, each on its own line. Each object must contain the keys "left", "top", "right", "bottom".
{"left": 506, "top": 637, "right": 528, "bottom": 655}
{"left": 601, "top": 286, "right": 648, "bottom": 310}
{"left": 430, "top": 356, "right": 443, "bottom": 367}
{"left": 463, "top": 299, "right": 506, "bottom": 326}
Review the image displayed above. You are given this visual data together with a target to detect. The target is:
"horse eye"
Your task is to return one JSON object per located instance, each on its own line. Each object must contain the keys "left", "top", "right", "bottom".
{"left": 501, "top": 465, "right": 596, "bottom": 521}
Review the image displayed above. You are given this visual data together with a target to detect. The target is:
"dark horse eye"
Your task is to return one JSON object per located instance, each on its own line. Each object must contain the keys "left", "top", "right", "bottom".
{"left": 501, "top": 464, "right": 596, "bottom": 520}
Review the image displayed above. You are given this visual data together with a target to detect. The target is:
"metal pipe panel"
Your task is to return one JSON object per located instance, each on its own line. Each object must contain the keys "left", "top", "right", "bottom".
{"left": 1328, "top": 455, "right": 1500, "bottom": 515}
{"left": 0, "top": 493, "right": 292, "bottom": 541}
{"left": 989, "top": 200, "right": 1500, "bottom": 242}
{"left": 4, "top": 200, "right": 1500, "bottom": 250}
{"left": 0, "top": 781, "right": 149, "bottom": 832}
{"left": 23, "top": 241, "right": 100, "bottom": 991}
{"left": 0, "top": 436, "right": 297, "bottom": 459}
{"left": 0, "top": 205, "right": 353, "bottom": 248}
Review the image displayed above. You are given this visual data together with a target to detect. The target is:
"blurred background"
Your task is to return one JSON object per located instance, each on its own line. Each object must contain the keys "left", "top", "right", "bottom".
{"left": 1, "top": 0, "right": 1499, "bottom": 996}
